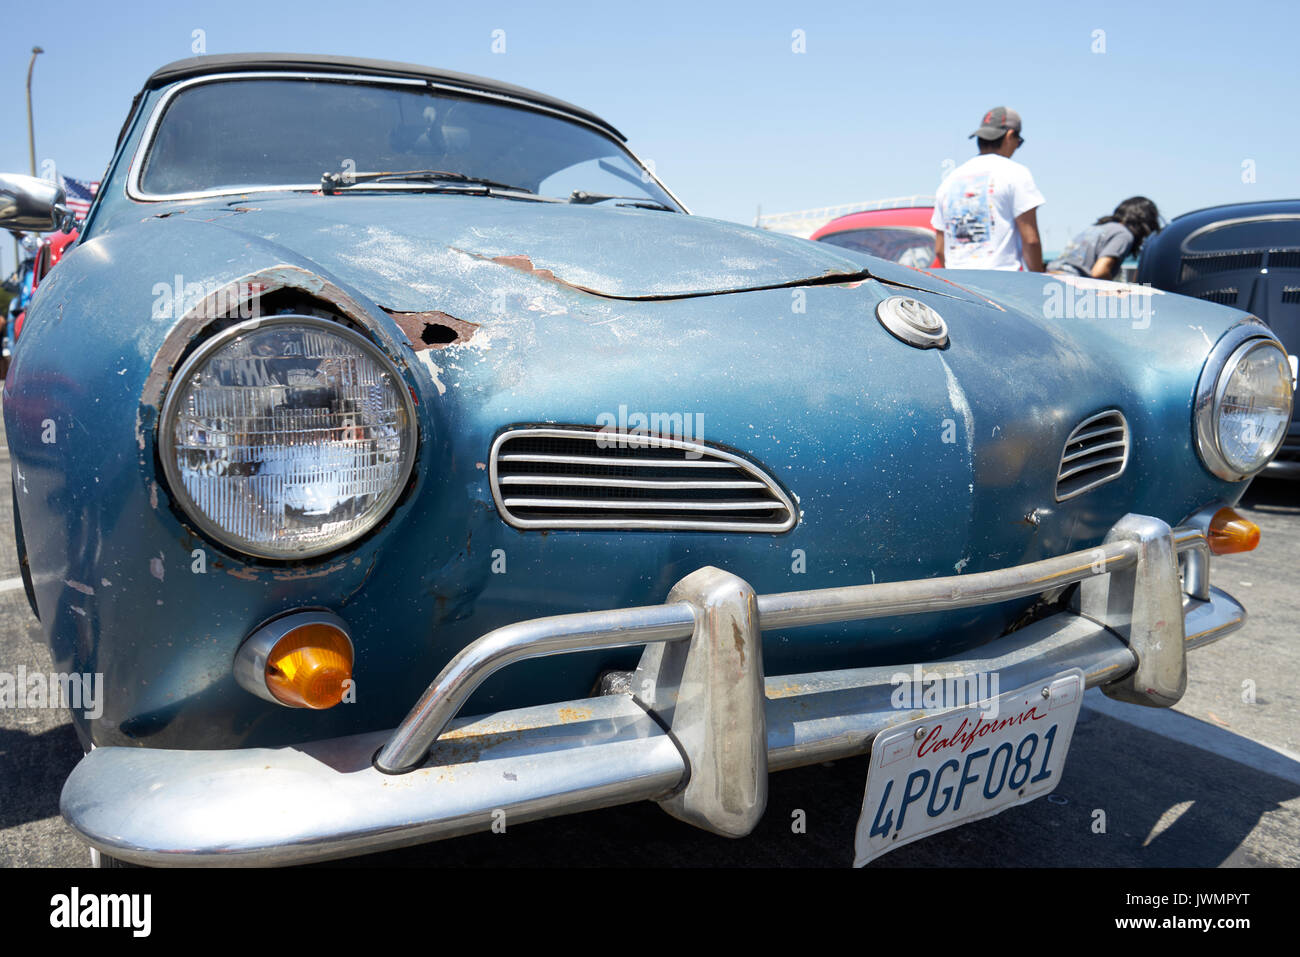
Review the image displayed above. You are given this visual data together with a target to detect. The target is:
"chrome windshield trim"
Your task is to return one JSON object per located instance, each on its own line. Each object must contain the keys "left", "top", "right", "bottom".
{"left": 1180, "top": 214, "right": 1300, "bottom": 254}
{"left": 126, "top": 71, "right": 686, "bottom": 210}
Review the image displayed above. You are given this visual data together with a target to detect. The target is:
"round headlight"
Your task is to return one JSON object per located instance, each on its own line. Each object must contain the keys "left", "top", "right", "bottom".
{"left": 1195, "top": 332, "right": 1293, "bottom": 481}
{"left": 159, "top": 315, "right": 417, "bottom": 559}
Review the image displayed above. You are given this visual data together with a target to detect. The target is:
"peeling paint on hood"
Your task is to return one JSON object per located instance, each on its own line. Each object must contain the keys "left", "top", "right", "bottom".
{"left": 186, "top": 194, "right": 873, "bottom": 301}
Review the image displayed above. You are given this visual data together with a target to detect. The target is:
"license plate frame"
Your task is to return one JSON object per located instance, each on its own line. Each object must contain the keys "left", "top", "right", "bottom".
{"left": 854, "top": 668, "right": 1085, "bottom": 866}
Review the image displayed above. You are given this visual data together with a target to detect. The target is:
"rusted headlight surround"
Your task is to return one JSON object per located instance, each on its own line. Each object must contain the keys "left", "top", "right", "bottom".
{"left": 159, "top": 315, "right": 417, "bottom": 559}
{"left": 1194, "top": 332, "right": 1293, "bottom": 481}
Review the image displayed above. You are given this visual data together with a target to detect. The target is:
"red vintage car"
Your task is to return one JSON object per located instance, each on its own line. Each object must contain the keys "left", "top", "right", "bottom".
{"left": 810, "top": 205, "right": 939, "bottom": 269}
{"left": 11, "top": 228, "right": 78, "bottom": 341}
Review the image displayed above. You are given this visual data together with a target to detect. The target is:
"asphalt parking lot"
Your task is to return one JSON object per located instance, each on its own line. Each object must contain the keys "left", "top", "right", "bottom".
{"left": 0, "top": 398, "right": 1296, "bottom": 868}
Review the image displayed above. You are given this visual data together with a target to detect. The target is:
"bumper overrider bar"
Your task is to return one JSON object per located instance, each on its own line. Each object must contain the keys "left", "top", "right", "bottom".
{"left": 62, "top": 513, "right": 1244, "bottom": 865}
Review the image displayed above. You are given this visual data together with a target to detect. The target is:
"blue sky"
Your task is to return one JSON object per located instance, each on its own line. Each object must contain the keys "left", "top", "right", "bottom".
{"left": 3, "top": 0, "right": 1298, "bottom": 274}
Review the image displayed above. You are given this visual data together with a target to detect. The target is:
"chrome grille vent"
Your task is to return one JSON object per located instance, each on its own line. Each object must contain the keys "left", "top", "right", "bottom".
{"left": 1055, "top": 410, "right": 1130, "bottom": 502}
{"left": 1267, "top": 249, "right": 1300, "bottom": 270}
{"left": 1194, "top": 287, "right": 1239, "bottom": 306}
{"left": 1179, "top": 251, "right": 1263, "bottom": 282}
{"left": 490, "top": 427, "right": 796, "bottom": 532}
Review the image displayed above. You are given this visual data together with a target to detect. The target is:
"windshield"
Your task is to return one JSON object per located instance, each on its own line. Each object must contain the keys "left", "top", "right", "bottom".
{"left": 138, "top": 77, "right": 679, "bottom": 208}
{"left": 816, "top": 227, "right": 936, "bottom": 268}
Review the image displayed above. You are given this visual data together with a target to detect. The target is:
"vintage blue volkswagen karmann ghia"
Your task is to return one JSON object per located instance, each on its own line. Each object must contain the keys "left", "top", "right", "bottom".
{"left": 0, "top": 54, "right": 1293, "bottom": 866}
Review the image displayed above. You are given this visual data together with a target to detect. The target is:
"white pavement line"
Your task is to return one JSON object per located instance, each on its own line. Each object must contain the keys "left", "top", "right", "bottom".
{"left": 1084, "top": 688, "right": 1300, "bottom": 788}
{"left": 0, "top": 577, "right": 24, "bottom": 593}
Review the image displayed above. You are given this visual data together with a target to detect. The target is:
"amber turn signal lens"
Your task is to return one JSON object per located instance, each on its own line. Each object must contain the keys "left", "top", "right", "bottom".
{"left": 264, "top": 623, "right": 354, "bottom": 709}
{"left": 1207, "top": 507, "right": 1260, "bottom": 555}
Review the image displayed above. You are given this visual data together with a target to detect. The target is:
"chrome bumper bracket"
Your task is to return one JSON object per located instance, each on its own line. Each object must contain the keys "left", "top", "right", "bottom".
{"left": 1078, "top": 514, "right": 1188, "bottom": 707}
{"left": 634, "top": 566, "right": 769, "bottom": 838}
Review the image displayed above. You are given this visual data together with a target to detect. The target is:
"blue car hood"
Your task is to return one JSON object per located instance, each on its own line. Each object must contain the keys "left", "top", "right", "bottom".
{"left": 169, "top": 194, "right": 889, "bottom": 302}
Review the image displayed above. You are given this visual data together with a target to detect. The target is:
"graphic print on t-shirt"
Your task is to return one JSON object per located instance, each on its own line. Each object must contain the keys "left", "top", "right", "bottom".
{"left": 932, "top": 154, "right": 1043, "bottom": 270}
{"left": 944, "top": 173, "right": 992, "bottom": 247}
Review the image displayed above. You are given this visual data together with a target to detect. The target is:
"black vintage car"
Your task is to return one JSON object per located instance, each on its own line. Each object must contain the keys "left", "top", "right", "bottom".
{"left": 1139, "top": 199, "right": 1300, "bottom": 477}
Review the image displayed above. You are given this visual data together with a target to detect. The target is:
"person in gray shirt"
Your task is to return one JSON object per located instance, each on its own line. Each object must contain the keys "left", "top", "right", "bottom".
{"left": 1047, "top": 197, "right": 1161, "bottom": 280}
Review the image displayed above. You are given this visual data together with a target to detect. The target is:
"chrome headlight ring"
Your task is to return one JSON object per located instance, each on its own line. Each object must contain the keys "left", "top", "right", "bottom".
{"left": 158, "top": 313, "right": 418, "bottom": 560}
{"left": 1194, "top": 323, "right": 1293, "bottom": 481}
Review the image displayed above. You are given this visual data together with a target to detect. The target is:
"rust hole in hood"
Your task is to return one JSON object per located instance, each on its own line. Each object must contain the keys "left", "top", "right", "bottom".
{"left": 384, "top": 308, "right": 480, "bottom": 350}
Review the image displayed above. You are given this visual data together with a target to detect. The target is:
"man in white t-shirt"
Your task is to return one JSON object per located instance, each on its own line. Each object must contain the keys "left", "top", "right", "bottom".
{"left": 932, "top": 107, "right": 1045, "bottom": 271}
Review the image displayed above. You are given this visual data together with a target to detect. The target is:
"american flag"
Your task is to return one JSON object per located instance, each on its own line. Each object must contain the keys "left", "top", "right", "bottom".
{"left": 60, "top": 175, "right": 99, "bottom": 221}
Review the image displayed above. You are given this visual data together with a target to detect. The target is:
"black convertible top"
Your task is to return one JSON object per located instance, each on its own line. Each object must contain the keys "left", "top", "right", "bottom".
{"left": 143, "top": 53, "right": 626, "bottom": 141}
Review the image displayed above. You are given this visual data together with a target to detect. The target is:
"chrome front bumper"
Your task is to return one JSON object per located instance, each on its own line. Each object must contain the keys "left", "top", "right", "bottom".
{"left": 62, "top": 513, "right": 1245, "bottom": 866}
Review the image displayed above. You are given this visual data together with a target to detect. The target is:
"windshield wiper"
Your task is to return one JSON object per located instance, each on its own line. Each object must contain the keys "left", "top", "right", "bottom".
{"left": 568, "top": 190, "right": 675, "bottom": 211}
{"left": 320, "top": 169, "right": 534, "bottom": 195}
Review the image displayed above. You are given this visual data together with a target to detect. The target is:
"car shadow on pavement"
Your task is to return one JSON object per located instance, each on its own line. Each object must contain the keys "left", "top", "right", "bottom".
{"left": 1241, "top": 477, "right": 1299, "bottom": 513}
{"left": 0, "top": 721, "right": 80, "bottom": 831}
{"left": 1038, "top": 707, "right": 1300, "bottom": 867}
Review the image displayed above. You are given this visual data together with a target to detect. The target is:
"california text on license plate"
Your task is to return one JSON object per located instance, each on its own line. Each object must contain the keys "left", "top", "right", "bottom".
{"left": 854, "top": 669, "right": 1084, "bottom": 865}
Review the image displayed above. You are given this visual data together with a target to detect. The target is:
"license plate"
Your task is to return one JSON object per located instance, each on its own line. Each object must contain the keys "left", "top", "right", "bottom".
{"left": 854, "top": 669, "right": 1084, "bottom": 866}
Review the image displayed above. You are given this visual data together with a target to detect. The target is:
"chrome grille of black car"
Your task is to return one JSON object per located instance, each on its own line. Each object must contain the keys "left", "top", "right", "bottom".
{"left": 1282, "top": 286, "right": 1300, "bottom": 305}
{"left": 1267, "top": 249, "right": 1300, "bottom": 270}
{"left": 1179, "top": 251, "right": 1263, "bottom": 282}
{"left": 490, "top": 427, "right": 797, "bottom": 532}
{"left": 1194, "top": 287, "right": 1239, "bottom": 306}
{"left": 1055, "top": 410, "right": 1130, "bottom": 502}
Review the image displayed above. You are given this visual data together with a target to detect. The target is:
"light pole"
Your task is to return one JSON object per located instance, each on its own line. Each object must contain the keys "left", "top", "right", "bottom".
{"left": 13, "top": 47, "right": 43, "bottom": 286}
{"left": 26, "top": 46, "right": 43, "bottom": 176}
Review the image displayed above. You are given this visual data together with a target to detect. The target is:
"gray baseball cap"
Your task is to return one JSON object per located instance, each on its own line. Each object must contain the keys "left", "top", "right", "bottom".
{"left": 970, "top": 106, "right": 1023, "bottom": 140}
